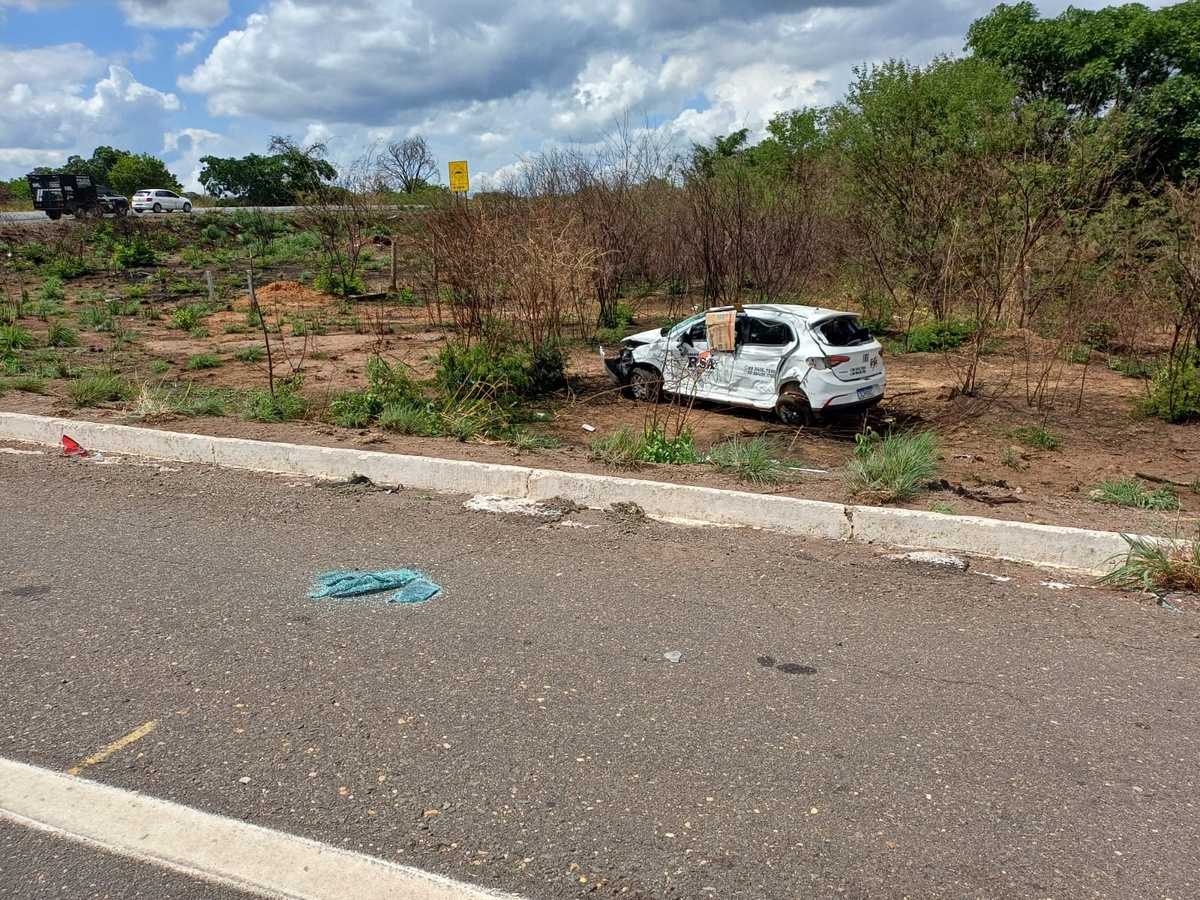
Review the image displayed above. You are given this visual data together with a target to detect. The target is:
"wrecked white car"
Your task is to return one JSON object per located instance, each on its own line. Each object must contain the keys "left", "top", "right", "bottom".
{"left": 603, "top": 304, "right": 885, "bottom": 425}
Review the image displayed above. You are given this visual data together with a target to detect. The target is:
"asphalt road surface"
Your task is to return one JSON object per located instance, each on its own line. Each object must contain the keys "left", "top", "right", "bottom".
{"left": 2, "top": 448, "right": 1197, "bottom": 899}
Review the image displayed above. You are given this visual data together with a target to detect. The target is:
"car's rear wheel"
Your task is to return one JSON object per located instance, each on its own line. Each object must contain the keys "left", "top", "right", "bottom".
{"left": 152, "top": 202, "right": 162, "bottom": 213}
{"left": 47, "top": 210, "right": 62, "bottom": 220}
{"left": 182, "top": 202, "right": 192, "bottom": 213}
{"left": 776, "top": 389, "right": 813, "bottom": 427}
{"left": 628, "top": 366, "right": 662, "bottom": 403}
{"left": 73, "top": 206, "right": 88, "bottom": 219}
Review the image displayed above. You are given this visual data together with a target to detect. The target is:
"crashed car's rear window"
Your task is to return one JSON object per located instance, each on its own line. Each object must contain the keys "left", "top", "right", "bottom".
{"left": 816, "top": 316, "right": 871, "bottom": 347}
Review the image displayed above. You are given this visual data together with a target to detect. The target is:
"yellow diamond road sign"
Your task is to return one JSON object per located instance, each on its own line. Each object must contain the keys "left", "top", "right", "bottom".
{"left": 449, "top": 161, "right": 469, "bottom": 193}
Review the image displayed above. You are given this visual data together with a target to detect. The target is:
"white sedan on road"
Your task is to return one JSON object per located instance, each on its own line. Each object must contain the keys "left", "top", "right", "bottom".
{"left": 131, "top": 189, "right": 192, "bottom": 213}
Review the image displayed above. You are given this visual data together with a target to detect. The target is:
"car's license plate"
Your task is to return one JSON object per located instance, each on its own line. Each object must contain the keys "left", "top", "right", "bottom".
{"left": 857, "top": 384, "right": 880, "bottom": 399}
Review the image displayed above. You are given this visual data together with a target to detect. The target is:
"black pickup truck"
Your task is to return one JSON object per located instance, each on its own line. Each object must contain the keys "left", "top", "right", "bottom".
{"left": 26, "top": 172, "right": 129, "bottom": 220}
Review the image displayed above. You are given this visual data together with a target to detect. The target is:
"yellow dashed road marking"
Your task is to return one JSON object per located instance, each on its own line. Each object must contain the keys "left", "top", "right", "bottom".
{"left": 67, "top": 720, "right": 158, "bottom": 776}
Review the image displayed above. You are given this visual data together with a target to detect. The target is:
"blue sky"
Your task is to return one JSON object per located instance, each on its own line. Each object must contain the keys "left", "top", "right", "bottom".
{"left": 0, "top": 0, "right": 1172, "bottom": 194}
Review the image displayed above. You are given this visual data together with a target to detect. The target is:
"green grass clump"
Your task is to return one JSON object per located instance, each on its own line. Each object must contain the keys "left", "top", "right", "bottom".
{"left": 844, "top": 429, "right": 940, "bottom": 502}
{"left": 46, "top": 322, "right": 81, "bottom": 347}
{"left": 706, "top": 435, "right": 790, "bottom": 485}
{"left": 241, "top": 379, "right": 306, "bottom": 422}
{"left": 1097, "top": 532, "right": 1200, "bottom": 593}
{"left": 233, "top": 345, "right": 265, "bottom": 362}
{"left": 1010, "top": 425, "right": 1062, "bottom": 451}
{"left": 377, "top": 401, "right": 445, "bottom": 436}
{"left": 1088, "top": 477, "right": 1180, "bottom": 511}
{"left": 185, "top": 352, "right": 223, "bottom": 370}
{"left": 4, "top": 375, "right": 45, "bottom": 393}
{"left": 67, "top": 374, "right": 134, "bottom": 407}
{"left": 0, "top": 323, "right": 34, "bottom": 352}
{"left": 999, "top": 446, "right": 1026, "bottom": 471}
{"left": 509, "top": 429, "right": 563, "bottom": 451}
{"left": 588, "top": 426, "right": 697, "bottom": 468}
{"left": 588, "top": 427, "right": 646, "bottom": 468}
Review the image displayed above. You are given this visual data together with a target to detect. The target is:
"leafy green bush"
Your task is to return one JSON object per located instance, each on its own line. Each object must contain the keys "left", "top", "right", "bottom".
{"left": 330, "top": 356, "right": 424, "bottom": 428}
{"left": 234, "top": 345, "right": 265, "bottom": 362}
{"left": 435, "top": 340, "right": 529, "bottom": 400}
{"left": 903, "top": 319, "right": 977, "bottom": 353}
{"left": 40, "top": 256, "right": 93, "bottom": 279}
{"left": 640, "top": 426, "right": 697, "bottom": 464}
{"left": 16, "top": 243, "right": 51, "bottom": 265}
{"left": 527, "top": 342, "right": 568, "bottom": 395}
{"left": 171, "top": 304, "right": 210, "bottom": 331}
{"left": 844, "top": 429, "right": 940, "bottom": 502}
{"left": 1083, "top": 319, "right": 1118, "bottom": 350}
{"left": 267, "top": 231, "right": 321, "bottom": 262}
{"left": 313, "top": 255, "right": 366, "bottom": 296}
{"left": 1140, "top": 356, "right": 1200, "bottom": 423}
{"left": 112, "top": 237, "right": 157, "bottom": 268}
{"left": 1108, "top": 357, "right": 1155, "bottom": 379}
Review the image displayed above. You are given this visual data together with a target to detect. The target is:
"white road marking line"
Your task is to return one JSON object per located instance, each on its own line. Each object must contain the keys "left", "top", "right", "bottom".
{"left": 0, "top": 756, "right": 524, "bottom": 900}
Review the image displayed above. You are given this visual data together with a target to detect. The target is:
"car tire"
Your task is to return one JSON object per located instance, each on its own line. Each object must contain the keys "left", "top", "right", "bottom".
{"left": 182, "top": 202, "right": 192, "bottom": 213}
{"left": 628, "top": 366, "right": 662, "bottom": 403}
{"left": 775, "top": 389, "right": 813, "bottom": 427}
{"left": 47, "top": 210, "right": 62, "bottom": 221}
{"left": 153, "top": 202, "right": 162, "bottom": 213}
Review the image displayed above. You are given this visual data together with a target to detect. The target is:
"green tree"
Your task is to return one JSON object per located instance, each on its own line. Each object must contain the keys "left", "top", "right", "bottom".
{"left": 200, "top": 137, "right": 337, "bottom": 205}
{"left": 107, "top": 153, "right": 182, "bottom": 196}
{"left": 63, "top": 146, "right": 126, "bottom": 183}
{"left": 967, "top": 1, "right": 1200, "bottom": 183}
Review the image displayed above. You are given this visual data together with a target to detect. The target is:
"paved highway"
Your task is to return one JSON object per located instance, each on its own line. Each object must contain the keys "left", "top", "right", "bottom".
{"left": 1, "top": 449, "right": 1197, "bottom": 898}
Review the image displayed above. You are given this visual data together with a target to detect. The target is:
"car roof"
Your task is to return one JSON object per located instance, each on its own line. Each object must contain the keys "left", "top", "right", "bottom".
{"left": 705, "top": 303, "right": 858, "bottom": 323}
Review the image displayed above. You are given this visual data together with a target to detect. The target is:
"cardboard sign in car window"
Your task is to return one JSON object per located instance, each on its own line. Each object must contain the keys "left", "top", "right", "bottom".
{"left": 705, "top": 310, "right": 737, "bottom": 352}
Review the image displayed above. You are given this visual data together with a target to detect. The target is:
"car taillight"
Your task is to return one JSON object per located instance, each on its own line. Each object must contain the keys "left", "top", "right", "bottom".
{"left": 806, "top": 355, "right": 850, "bottom": 370}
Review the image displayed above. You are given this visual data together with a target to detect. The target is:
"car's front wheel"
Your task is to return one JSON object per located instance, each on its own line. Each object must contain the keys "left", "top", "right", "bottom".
{"left": 628, "top": 366, "right": 662, "bottom": 403}
{"left": 182, "top": 202, "right": 192, "bottom": 213}
{"left": 775, "top": 389, "right": 813, "bottom": 427}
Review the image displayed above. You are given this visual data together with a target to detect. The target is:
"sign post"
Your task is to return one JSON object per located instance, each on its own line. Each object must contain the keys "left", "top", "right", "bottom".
{"left": 448, "top": 161, "right": 469, "bottom": 194}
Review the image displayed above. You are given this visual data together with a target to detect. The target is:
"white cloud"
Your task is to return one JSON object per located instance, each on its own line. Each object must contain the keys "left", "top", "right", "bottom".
{"left": 0, "top": 47, "right": 180, "bottom": 155}
{"left": 117, "top": 0, "right": 230, "bottom": 29}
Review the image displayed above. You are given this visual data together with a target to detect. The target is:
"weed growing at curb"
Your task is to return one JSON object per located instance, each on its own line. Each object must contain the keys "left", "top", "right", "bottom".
{"left": 844, "top": 429, "right": 940, "bottom": 502}
{"left": 707, "top": 435, "right": 791, "bottom": 485}
{"left": 1097, "top": 531, "right": 1200, "bottom": 593}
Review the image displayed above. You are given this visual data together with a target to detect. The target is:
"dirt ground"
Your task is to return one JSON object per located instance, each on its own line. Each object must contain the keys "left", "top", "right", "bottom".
{"left": 3, "top": 261, "right": 1198, "bottom": 551}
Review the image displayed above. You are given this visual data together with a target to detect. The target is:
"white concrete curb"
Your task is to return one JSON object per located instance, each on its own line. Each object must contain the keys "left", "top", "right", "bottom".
{"left": 0, "top": 412, "right": 1146, "bottom": 575}
{"left": 0, "top": 756, "right": 522, "bottom": 900}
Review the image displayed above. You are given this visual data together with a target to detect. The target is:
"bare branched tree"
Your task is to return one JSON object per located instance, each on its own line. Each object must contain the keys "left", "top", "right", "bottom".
{"left": 378, "top": 135, "right": 438, "bottom": 193}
